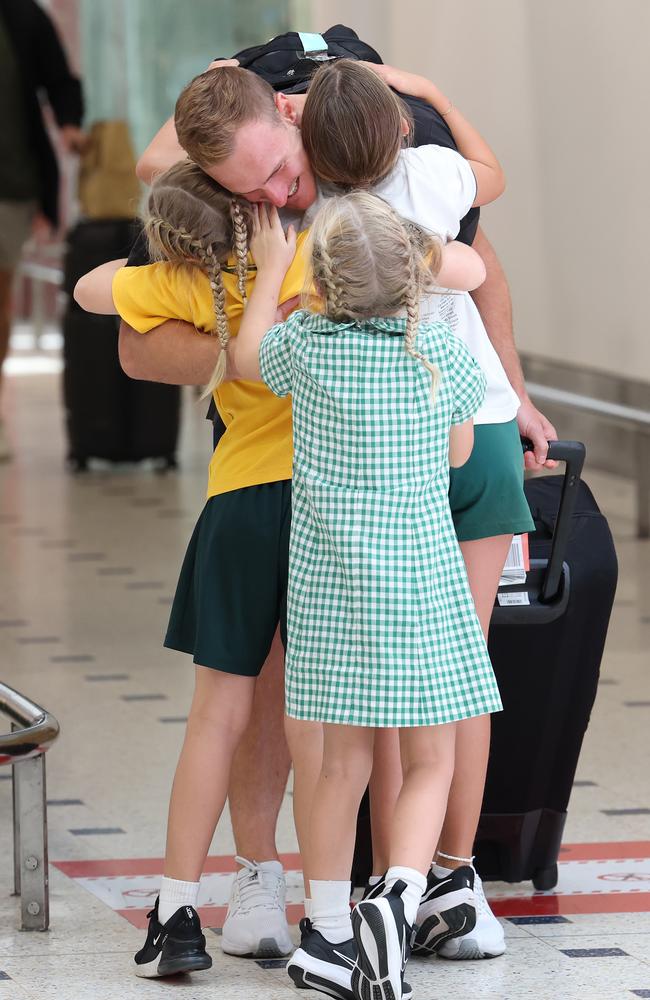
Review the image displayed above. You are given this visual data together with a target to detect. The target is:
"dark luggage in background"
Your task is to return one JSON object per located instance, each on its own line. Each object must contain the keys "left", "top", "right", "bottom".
{"left": 62, "top": 219, "right": 180, "bottom": 472}
{"left": 230, "top": 25, "right": 382, "bottom": 94}
{"left": 477, "top": 440, "right": 618, "bottom": 890}
{"left": 351, "top": 441, "right": 618, "bottom": 891}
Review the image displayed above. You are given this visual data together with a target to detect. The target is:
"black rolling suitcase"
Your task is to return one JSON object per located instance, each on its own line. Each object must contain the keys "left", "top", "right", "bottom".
{"left": 62, "top": 220, "right": 180, "bottom": 471}
{"left": 352, "top": 441, "right": 618, "bottom": 890}
{"left": 476, "top": 440, "right": 618, "bottom": 889}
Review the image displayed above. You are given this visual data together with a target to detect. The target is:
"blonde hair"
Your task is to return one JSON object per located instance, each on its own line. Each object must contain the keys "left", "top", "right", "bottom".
{"left": 307, "top": 192, "right": 442, "bottom": 400}
{"left": 301, "top": 60, "right": 412, "bottom": 186}
{"left": 143, "top": 160, "right": 254, "bottom": 395}
{"left": 175, "top": 67, "right": 281, "bottom": 169}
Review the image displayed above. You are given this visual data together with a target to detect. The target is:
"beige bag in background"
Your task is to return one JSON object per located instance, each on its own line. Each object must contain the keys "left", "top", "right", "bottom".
{"left": 78, "top": 120, "right": 142, "bottom": 220}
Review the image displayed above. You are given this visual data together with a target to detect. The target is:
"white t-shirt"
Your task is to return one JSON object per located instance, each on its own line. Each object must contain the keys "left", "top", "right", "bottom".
{"left": 303, "top": 145, "right": 520, "bottom": 425}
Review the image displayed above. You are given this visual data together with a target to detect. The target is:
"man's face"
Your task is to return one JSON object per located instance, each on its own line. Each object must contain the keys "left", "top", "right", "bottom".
{"left": 205, "top": 118, "right": 318, "bottom": 212}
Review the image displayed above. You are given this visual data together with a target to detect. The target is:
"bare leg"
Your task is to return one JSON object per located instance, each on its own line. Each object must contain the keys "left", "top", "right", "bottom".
{"left": 228, "top": 629, "right": 291, "bottom": 862}
{"left": 309, "top": 725, "right": 375, "bottom": 880}
{"left": 436, "top": 534, "right": 512, "bottom": 865}
{"left": 390, "top": 724, "right": 456, "bottom": 874}
{"left": 284, "top": 715, "right": 323, "bottom": 892}
{"left": 368, "top": 728, "right": 402, "bottom": 874}
{"left": 165, "top": 666, "right": 256, "bottom": 879}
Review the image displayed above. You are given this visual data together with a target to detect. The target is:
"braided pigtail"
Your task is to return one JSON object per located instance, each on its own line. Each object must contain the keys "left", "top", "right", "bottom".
{"left": 403, "top": 245, "right": 440, "bottom": 404}
{"left": 230, "top": 199, "right": 250, "bottom": 302}
{"left": 312, "top": 242, "right": 351, "bottom": 318}
{"left": 199, "top": 245, "right": 230, "bottom": 399}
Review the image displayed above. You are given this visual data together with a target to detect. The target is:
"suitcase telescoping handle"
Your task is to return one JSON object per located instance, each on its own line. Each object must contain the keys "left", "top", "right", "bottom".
{"left": 521, "top": 439, "right": 586, "bottom": 603}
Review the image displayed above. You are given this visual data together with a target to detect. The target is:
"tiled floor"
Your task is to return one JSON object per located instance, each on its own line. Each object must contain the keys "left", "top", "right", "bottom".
{"left": 1, "top": 340, "right": 649, "bottom": 998}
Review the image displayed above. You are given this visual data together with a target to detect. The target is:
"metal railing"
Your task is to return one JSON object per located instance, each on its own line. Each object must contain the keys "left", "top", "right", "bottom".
{"left": 528, "top": 382, "right": 650, "bottom": 539}
{"left": 0, "top": 683, "right": 60, "bottom": 930}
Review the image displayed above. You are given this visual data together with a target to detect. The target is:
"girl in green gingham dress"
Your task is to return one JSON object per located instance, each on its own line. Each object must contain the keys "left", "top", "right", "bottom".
{"left": 228, "top": 193, "right": 502, "bottom": 1000}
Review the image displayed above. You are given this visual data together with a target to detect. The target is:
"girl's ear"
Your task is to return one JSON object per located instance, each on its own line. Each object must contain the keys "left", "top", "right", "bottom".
{"left": 400, "top": 116, "right": 410, "bottom": 136}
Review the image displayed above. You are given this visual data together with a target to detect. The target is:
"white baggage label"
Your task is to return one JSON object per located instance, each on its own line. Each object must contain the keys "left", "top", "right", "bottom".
{"left": 497, "top": 592, "right": 530, "bottom": 607}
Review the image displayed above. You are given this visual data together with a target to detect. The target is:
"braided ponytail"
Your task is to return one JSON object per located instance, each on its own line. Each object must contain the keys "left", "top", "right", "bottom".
{"left": 142, "top": 160, "right": 255, "bottom": 401}
{"left": 402, "top": 243, "right": 440, "bottom": 404}
{"left": 230, "top": 200, "right": 250, "bottom": 301}
{"left": 312, "top": 243, "right": 350, "bottom": 318}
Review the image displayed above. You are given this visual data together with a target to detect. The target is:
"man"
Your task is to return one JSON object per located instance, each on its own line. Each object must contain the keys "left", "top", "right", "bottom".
{"left": 121, "top": 53, "right": 557, "bottom": 975}
{"left": 0, "top": 0, "right": 85, "bottom": 460}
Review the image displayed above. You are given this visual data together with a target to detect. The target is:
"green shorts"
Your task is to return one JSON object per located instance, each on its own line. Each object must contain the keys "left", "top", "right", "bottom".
{"left": 165, "top": 481, "right": 291, "bottom": 675}
{"left": 449, "top": 419, "right": 535, "bottom": 542}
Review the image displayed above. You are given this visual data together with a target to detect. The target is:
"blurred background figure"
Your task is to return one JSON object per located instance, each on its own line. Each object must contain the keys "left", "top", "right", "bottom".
{"left": 0, "top": 0, "right": 85, "bottom": 461}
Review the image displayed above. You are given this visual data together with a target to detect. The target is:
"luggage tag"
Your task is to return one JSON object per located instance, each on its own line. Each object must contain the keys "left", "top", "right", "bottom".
{"left": 497, "top": 591, "right": 530, "bottom": 607}
{"left": 297, "top": 32, "right": 337, "bottom": 62}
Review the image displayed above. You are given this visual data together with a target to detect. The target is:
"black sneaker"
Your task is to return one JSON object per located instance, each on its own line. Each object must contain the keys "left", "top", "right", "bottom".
{"left": 362, "top": 876, "right": 386, "bottom": 900}
{"left": 351, "top": 882, "right": 414, "bottom": 1000}
{"left": 412, "top": 865, "right": 476, "bottom": 956}
{"left": 287, "top": 918, "right": 356, "bottom": 999}
{"left": 134, "top": 898, "right": 212, "bottom": 978}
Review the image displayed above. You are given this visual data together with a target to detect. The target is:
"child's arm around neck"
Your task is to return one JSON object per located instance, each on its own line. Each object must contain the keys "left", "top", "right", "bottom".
{"left": 360, "top": 62, "right": 505, "bottom": 208}
{"left": 229, "top": 204, "right": 296, "bottom": 381}
{"left": 74, "top": 258, "right": 127, "bottom": 314}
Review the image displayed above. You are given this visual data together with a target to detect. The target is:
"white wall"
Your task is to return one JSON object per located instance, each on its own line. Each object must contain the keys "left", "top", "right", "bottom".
{"left": 306, "top": 1, "right": 650, "bottom": 383}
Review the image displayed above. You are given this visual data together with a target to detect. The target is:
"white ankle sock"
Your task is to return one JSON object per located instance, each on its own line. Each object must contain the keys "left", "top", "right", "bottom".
{"left": 310, "top": 880, "right": 352, "bottom": 944}
{"left": 304, "top": 897, "right": 312, "bottom": 920}
{"left": 432, "top": 862, "right": 453, "bottom": 878}
{"left": 384, "top": 866, "right": 427, "bottom": 927}
{"left": 368, "top": 874, "right": 383, "bottom": 887}
{"left": 159, "top": 876, "right": 200, "bottom": 925}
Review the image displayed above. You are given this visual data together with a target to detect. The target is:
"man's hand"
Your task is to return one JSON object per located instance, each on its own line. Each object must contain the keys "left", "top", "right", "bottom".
{"left": 517, "top": 397, "right": 559, "bottom": 470}
{"left": 60, "top": 125, "right": 88, "bottom": 154}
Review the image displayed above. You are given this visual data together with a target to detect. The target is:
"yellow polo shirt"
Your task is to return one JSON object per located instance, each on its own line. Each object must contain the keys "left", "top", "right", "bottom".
{"left": 113, "top": 232, "right": 309, "bottom": 498}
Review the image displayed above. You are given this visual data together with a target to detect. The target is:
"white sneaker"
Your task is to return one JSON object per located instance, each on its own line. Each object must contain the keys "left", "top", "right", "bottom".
{"left": 221, "top": 856, "right": 293, "bottom": 958}
{"left": 436, "top": 871, "right": 506, "bottom": 960}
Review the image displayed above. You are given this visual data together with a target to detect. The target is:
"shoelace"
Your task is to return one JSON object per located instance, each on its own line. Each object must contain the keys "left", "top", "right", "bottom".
{"left": 234, "top": 855, "right": 280, "bottom": 909}
{"left": 472, "top": 871, "right": 491, "bottom": 917}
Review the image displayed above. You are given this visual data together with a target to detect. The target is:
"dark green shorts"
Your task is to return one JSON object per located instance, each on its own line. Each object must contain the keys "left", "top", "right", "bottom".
{"left": 449, "top": 419, "right": 535, "bottom": 542}
{"left": 165, "top": 481, "right": 291, "bottom": 675}
{"left": 166, "top": 422, "right": 532, "bottom": 673}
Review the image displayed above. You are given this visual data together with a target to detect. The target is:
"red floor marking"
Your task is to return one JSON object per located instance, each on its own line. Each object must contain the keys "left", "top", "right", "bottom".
{"left": 491, "top": 892, "right": 650, "bottom": 917}
{"left": 54, "top": 852, "right": 303, "bottom": 879}
{"left": 559, "top": 841, "right": 650, "bottom": 861}
{"left": 117, "top": 902, "right": 306, "bottom": 931}
{"left": 52, "top": 843, "right": 650, "bottom": 925}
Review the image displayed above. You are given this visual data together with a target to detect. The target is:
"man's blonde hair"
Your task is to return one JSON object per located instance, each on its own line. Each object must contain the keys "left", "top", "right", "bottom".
{"left": 175, "top": 67, "right": 282, "bottom": 169}
{"left": 307, "top": 192, "right": 442, "bottom": 400}
{"left": 301, "top": 60, "right": 412, "bottom": 186}
{"left": 143, "top": 160, "right": 254, "bottom": 394}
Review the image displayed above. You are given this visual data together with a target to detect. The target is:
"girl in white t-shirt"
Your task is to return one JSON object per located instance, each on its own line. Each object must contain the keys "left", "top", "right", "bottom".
{"left": 298, "top": 58, "right": 534, "bottom": 964}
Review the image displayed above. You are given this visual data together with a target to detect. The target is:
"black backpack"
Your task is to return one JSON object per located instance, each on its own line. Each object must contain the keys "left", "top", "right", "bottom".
{"left": 227, "top": 24, "right": 383, "bottom": 94}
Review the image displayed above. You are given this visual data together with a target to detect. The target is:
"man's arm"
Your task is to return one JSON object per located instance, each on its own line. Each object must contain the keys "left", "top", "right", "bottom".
{"left": 470, "top": 226, "right": 558, "bottom": 469}
{"left": 136, "top": 117, "right": 186, "bottom": 185}
{"left": 119, "top": 320, "right": 221, "bottom": 385}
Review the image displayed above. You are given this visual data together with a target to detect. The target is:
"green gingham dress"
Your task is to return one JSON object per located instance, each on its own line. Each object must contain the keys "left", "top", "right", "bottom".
{"left": 259, "top": 310, "right": 503, "bottom": 728}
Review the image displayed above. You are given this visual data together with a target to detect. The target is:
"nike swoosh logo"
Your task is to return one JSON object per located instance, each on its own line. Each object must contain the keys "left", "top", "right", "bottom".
{"left": 333, "top": 950, "right": 356, "bottom": 970}
{"left": 152, "top": 933, "right": 162, "bottom": 947}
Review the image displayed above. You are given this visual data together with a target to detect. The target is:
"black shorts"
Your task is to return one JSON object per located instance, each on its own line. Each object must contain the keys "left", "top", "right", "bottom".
{"left": 164, "top": 481, "right": 291, "bottom": 675}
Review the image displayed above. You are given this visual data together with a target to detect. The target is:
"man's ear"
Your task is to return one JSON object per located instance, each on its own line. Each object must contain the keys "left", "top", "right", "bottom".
{"left": 275, "top": 92, "right": 298, "bottom": 125}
